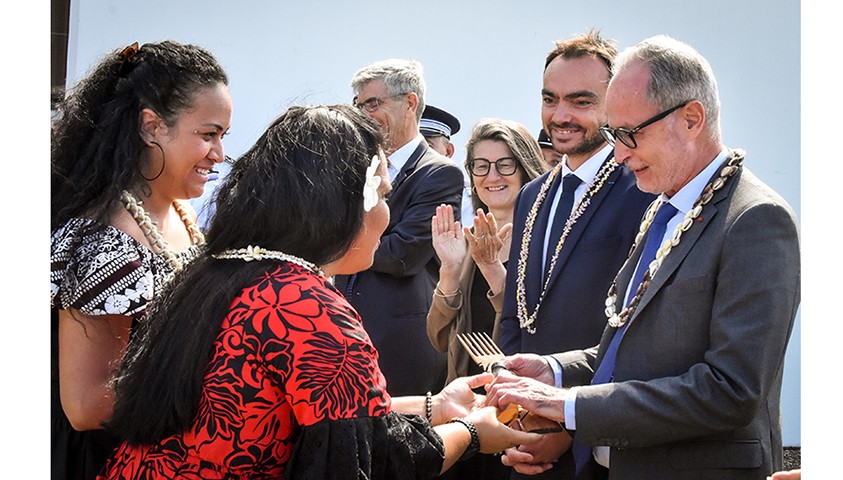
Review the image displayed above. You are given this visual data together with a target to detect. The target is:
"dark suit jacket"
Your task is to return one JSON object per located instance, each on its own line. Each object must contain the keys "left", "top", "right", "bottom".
{"left": 499, "top": 153, "right": 653, "bottom": 480}
{"left": 499, "top": 153, "right": 654, "bottom": 356}
{"left": 553, "top": 151, "right": 800, "bottom": 479}
{"left": 334, "top": 141, "right": 464, "bottom": 396}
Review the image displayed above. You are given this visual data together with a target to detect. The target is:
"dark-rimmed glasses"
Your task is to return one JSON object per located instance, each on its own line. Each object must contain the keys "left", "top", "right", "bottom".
{"left": 353, "top": 92, "right": 410, "bottom": 113}
{"left": 469, "top": 157, "right": 518, "bottom": 177}
{"left": 599, "top": 101, "right": 690, "bottom": 149}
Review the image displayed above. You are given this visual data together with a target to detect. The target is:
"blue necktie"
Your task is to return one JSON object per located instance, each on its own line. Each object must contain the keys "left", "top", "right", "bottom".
{"left": 544, "top": 174, "right": 581, "bottom": 275}
{"left": 572, "top": 202, "right": 677, "bottom": 474}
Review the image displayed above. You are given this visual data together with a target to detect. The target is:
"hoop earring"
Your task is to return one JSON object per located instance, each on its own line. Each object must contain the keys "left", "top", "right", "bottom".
{"left": 142, "top": 141, "right": 166, "bottom": 181}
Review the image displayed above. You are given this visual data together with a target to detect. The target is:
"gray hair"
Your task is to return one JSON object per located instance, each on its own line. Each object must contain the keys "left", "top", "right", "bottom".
{"left": 351, "top": 59, "right": 426, "bottom": 121}
{"left": 612, "top": 35, "right": 721, "bottom": 142}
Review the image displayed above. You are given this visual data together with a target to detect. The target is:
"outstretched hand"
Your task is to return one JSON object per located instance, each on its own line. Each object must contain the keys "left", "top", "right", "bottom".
{"left": 432, "top": 372, "right": 494, "bottom": 424}
{"left": 432, "top": 204, "right": 466, "bottom": 269}
{"left": 464, "top": 406, "right": 542, "bottom": 455}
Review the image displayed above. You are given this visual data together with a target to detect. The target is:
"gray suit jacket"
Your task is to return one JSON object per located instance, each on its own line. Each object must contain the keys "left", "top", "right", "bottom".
{"left": 553, "top": 150, "right": 800, "bottom": 479}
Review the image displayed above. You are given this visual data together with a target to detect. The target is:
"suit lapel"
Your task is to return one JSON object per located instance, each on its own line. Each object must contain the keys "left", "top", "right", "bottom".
{"left": 545, "top": 153, "right": 618, "bottom": 288}
{"left": 526, "top": 172, "right": 561, "bottom": 306}
{"left": 628, "top": 158, "right": 739, "bottom": 321}
{"left": 390, "top": 141, "right": 427, "bottom": 192}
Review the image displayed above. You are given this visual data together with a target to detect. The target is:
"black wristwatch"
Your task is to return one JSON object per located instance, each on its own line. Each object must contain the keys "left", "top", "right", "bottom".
{"left": 448, "top": 417, "right": 480, "bottom": 461}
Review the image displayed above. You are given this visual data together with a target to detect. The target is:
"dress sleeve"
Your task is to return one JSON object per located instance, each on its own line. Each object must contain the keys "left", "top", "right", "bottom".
{"left": 50, "top": 218, "right": 160, "bottom": 318}
{"left": 285, "top": 412, "right": 444, "bottom": 480}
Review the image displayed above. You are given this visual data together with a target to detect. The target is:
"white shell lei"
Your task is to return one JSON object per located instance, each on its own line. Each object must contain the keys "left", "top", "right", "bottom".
{"left": 516, "top": 157, "right": 619, "bottom": 333}
{"left": 604, "top": 154, "right": 743, "bottom": 327}
{"left": 212, "top": 245, "right": 325, "bottom": 277}
{"left": 120, "top": 190, "right": 205, "bottom": 272}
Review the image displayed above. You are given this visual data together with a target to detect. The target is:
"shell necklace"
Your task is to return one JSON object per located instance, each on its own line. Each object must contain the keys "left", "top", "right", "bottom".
{"left": 605, "top": 153, "right": 743, "bottom": 328}
{"left": 212, "top": 245, "right": 325, "bottom": 277}
{"left": 120, "top": 190, "right": 205, "bottom": 272}
{"left": 516, "top": 158, "right": 619, "bottom": 333}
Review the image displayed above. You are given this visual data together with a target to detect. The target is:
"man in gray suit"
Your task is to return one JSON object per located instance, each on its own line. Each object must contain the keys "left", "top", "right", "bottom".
{"left": 487, "top": 35, "right": 800, "bottom": 480}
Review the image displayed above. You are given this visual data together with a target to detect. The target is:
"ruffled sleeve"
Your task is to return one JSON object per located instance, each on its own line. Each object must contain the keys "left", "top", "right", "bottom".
{"left": 285, "top": 412, "right": 444, "bottom": 480}
{"left": 50, "top": 218, "right": 190, "bottom": 318}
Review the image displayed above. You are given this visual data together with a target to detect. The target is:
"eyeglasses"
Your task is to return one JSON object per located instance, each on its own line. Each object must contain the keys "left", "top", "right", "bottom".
{"left": 353, "top": 92, "right": 410, "bottom": 113}
{"left": 469, "top": 157, "right": 518, "bottom": 177}
{"left": 599, "top": 101, "right": 690, "bottom": 149}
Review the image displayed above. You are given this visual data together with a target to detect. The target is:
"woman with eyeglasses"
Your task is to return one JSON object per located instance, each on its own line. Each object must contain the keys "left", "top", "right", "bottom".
{"left": 427, "top": 119, "right": 546, "bottom": 479}
{"left": 50, "top": 41, "right": 231, "bottom": 480}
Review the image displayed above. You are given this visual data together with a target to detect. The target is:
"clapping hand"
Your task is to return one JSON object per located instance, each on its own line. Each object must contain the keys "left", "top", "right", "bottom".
{"left": 464, "top": 209, "right": 512, "bottom": 266}
{"left": 431, "top": 204, "right": 467, "bottom": 270}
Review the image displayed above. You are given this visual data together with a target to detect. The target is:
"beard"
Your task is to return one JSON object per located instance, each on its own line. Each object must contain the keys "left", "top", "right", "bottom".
{"left": 557, "top": 128, "right": 606, "bottom": 158}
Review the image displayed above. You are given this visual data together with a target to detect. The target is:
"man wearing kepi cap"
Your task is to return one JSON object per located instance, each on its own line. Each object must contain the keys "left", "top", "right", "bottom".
{"left": 421, "top": 104, "right": 475, "bottom": 226}
{"left": 420, "top": 104, "right": 461, "bottom": 158}
{"left": 537, "top": 128, "right": 564, "bottom": 168}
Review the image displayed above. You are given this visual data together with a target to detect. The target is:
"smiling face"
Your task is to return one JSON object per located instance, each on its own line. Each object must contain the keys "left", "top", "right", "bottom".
{"left": 606, "top": 61, "right": 693, "bottom": 197}
{"left": 541, "top": 55, "right": 610, "bottom": 170}
{"left": 148, "top": 83, "right": 233, "bottom": 201}
{"left": 470, "top": 139, "right": 526, "bottom": 214}
{"left": 354, "top": 79, "right": 415, "bottom": 155}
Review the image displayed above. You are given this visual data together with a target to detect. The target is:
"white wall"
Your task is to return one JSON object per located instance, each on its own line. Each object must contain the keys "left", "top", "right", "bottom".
{"left": 65, "top": 0, "right": 802, "bottom": 445}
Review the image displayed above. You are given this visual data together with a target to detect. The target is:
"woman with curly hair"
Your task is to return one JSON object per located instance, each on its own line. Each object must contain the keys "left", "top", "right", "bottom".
{"left": 50, "top": 40, "right": 231, "bottom": 480}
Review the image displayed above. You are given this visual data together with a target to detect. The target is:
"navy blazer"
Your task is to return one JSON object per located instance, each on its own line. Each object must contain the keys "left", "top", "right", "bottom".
{"left": 334, "top": 141, "right": 464, "bottom": 396}
{"left": 499, "top": 154, "right": 654, "bottom": 357}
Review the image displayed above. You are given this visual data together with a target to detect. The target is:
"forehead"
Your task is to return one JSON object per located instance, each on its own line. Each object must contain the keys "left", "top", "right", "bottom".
{"left": 543, "top": 55, "right": 610, "bottom": 97}
{"left": 473, "top": 139, "right": 512, "bottom": 158}
{"left": 605, "top": 62, "right": 652, "bottom": 124}
{"left": 357, "top": 78, "right": 388, "bottom": 99}
{"left": 179, "top": 83, "right": 232, "bottom": 124}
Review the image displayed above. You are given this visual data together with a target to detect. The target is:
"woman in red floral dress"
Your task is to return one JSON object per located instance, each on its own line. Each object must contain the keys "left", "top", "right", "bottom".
{"left": 98, "top": 105, "right": 538, "bottom": 479}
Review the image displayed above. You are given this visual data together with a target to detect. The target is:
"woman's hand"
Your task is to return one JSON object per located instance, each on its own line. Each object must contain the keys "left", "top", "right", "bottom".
{"left": 464, "top": 406, "right": 541, "bottom": 454}
{"left": 464, "top": 209, "right": 511, "bottom": 266}
{"left": 431, "top": 204, "right": 466, "bottom": 271}
{"left": 432, "top": 372, "right": 492, "bottom": 424}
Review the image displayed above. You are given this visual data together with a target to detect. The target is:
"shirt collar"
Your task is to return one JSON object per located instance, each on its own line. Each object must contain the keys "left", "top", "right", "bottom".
{"left": 561, "top": 143, "right": 614, "bottom": 185}
{"left": 387, "top": 134, "right": 424, "bottom": 179}
{"left": 661, "top": 149, "right": 730, "bottom": 214}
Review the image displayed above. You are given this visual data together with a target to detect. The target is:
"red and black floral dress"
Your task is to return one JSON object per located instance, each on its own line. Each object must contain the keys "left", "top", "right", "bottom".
{"left": 98, "top": 263, "right": 445, "bottom": 479}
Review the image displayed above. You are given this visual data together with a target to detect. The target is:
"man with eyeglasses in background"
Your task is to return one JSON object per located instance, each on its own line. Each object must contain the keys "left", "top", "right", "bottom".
{"left": 490, "top": 34, "right": 799, "bottom": 480}
{"left": 334, "top": 59, "right": 464, "bottom": 397}
{"left": 497, "top": 30, "right": 654, "bottom": 480}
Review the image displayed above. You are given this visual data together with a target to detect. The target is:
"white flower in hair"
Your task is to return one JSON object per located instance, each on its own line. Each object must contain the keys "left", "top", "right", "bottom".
{"left": 363, "top": 154, "right": 382, "bottom": 212}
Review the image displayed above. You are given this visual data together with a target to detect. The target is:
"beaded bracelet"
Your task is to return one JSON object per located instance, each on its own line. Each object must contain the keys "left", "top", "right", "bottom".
{"left": 448, "top": 417, "right": 480, "bottom": 461}
{"left": 425, "top": 391, "right": 433, "bottom": 424}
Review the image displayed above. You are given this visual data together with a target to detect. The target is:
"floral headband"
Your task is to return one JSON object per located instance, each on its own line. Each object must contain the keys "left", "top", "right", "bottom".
{"left": 363, "top": 154, "right": 382, "bottom": 212}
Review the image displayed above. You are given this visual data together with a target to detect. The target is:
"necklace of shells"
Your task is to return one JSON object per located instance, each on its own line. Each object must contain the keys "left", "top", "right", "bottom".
{"left": 120, "top": 190, "right": 205, "bottom": 272}
{"left": 212, "top": 245, "right": 325, "bottom": 277}
{"left": 516, "top": 158, "right": 619, "bottom": 334}
{"left": 604, "top": 153, "right": 743, "bottom": 328}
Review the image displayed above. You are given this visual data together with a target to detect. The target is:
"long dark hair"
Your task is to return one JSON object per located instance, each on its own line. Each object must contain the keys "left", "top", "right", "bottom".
{"left": 106, "top": 105, "right": 384, "bottom": 444}
{"left": 51, "top": 40, "right": 228, "bottom": 230}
